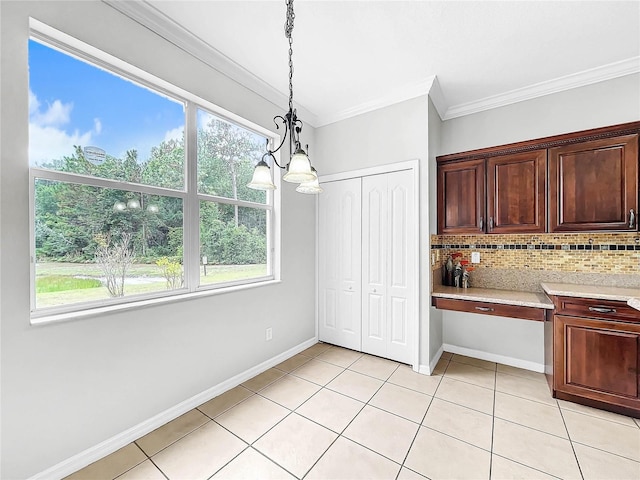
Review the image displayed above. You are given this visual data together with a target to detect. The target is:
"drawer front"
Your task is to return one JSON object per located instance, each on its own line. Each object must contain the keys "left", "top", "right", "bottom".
{"left": 554, "top": 296, "right": 640, "bottom": 323}
{"left": 432, "top": 297, "right": 546, "bottom": 321}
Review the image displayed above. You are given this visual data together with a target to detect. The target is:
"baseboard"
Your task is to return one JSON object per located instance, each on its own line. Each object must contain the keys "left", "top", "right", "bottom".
{"left": 418, "top": 344, "right": 444, "bottom": 375}
{"left": 30, "top": 337, "right": 318, "bottom": 480}
{"left": 442, "top": 343, "right": 544, "bottom": 373}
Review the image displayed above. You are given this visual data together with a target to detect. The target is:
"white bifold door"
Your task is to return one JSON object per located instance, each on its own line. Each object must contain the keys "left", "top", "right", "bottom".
{"left": 318, "top": 178, "right": 362, "bottom": 351}
{"left": 318, "top": 169, "right": 415, "bottom": 364}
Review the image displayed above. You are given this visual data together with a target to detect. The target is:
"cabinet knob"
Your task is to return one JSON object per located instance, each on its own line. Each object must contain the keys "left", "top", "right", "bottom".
{"left": 630, "top": 209, "right": 636, "bottom": 229}
{"left": 373, "top": 289, "right": 377, "bottom": 293}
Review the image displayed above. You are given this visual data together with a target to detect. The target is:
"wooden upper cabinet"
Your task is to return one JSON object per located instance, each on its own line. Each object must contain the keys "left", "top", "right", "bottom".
{"left": 549, "top": 134, "right": 638, "bottom": 232}
{"left": 437, "top": 158, "right": 485, "bottom": 234}
{"left": 487, "top": 149, "right": 547, "bottom": 234}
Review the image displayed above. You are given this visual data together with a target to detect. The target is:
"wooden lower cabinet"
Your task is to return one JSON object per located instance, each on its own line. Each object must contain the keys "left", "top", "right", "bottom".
{"left": 549, "top": 298, "right": 640, "bottom": 416}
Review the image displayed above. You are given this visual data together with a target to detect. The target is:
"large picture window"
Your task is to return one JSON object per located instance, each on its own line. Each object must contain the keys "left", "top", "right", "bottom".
{"left": 29, "top": 33, "right": 277, "bottom": 317}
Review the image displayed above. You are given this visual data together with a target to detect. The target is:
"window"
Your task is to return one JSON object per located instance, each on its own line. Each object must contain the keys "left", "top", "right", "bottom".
{"left": 29, "top": 31, "right": 277, "bottom": 317}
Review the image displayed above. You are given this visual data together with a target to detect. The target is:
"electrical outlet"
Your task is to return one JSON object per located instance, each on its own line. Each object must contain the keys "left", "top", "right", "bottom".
{"left": 265, "top": 327, "right": 273, "bottom": 341}
{"left": 431, "top": 253, "right": 436, "bottom": 265}
{"left": 471, "top": 252, "right": 481, "bottom": 263}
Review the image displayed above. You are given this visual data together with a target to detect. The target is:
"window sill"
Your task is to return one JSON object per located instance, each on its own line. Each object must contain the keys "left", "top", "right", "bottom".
{"left": 30, "top": 278, "right": 281, "bottom": 327}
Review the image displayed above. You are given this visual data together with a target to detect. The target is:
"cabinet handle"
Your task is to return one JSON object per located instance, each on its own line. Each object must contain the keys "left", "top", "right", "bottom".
{"left": 475, "top": 306, "right": 494, "bottom": 312}
{"left": 479, "top": 217, "right": 484, "bottom": 232}
{"left": 630, "top": 209, "right": 636, "bottom": 229}
{"left": 489, "top": 217, "right": 494, "bottom": 231}
{"left": 588, "top": 306, "right": 616, "bottom": 314}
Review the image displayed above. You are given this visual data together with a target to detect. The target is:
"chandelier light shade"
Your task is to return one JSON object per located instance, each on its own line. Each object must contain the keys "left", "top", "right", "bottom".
{"left": 247, "top": 159, "right": 277, "bottom": 190}
{"left": 247, "top": 0, "right": 321, "bottom": 194}
{"left": 296, "top": 167, "right": 323, "bottom": 194}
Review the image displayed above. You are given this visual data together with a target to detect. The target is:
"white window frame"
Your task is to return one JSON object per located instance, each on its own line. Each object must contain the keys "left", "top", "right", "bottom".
{"left": 29, "top": 20, "right": 281, "bottom": 323}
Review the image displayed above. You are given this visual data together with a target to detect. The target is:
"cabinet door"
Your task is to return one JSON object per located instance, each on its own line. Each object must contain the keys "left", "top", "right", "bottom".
{"left": 549, "top": 134, "right": 638, "bottom": 232}
{"left": 318, "top": 178, "right": 362, "bottom": 351}
{"left": 554, "top": 315, "right": 640, "bottom": 408}
{"left": 487, "top": 149, "right": 546, "bottom": 234}
{"left": 437, "top": 159, "right": 485, "bottom": 234}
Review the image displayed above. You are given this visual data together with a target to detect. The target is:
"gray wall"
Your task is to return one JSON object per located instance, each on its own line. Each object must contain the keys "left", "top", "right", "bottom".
{"left": 315, "top": 97, "right": 431, "bottom": 368}
{"left": 427, "top": 98, "right": 443, "bottom": 367}
{"left": 0, "top": 2, "right": 316, "bottom": 478}
{"left": 437, "top": 74, "right": 640, "bottom": 366}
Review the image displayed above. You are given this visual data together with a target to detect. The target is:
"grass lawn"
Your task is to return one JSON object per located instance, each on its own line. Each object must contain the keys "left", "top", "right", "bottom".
{"left": 35, "top": 262, "right": 268, "bottom": 309}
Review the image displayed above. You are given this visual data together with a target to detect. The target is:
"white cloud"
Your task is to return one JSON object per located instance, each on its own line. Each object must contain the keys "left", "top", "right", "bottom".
{"left": 29, "top": 90, "right": 40, "bottom": 116}
{"left": 28, "top": 89, "right": 93, "bottom": 165}
{"left": 29, "top": 124, "right": 92, "bottom": 165}
{"left": 163, "top": 126, "right": 184, "bottom": 142}
{"left": 94, "top": 118, "right": 102, "bottom": 135}
{"left": 30, "top": 99, "right": 72, "bottom": 128}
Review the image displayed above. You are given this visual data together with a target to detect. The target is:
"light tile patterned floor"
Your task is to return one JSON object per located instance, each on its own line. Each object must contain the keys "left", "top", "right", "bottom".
{"left": 67, "top": 344, "right": 640, "bottom": 480}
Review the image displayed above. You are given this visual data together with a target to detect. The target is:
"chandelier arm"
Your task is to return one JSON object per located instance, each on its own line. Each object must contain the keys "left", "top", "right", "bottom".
{"left": 267, "top": 115, "right": 289, "bottom": 169}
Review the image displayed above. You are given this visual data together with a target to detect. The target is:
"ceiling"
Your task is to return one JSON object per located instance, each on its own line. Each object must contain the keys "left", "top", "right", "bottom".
{"left": 110, "top": 1, "right": 639, "bottom": 127}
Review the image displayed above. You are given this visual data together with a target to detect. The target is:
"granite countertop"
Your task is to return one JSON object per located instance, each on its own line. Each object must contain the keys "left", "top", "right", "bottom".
{"left": 432, "top": 285, "right": 554, "bottom": 309}
{"left": 541, "top": 282, "right": 640, "bottom": 303}
{"left": 628, "top": 298, "right": 640, "bottom": 311}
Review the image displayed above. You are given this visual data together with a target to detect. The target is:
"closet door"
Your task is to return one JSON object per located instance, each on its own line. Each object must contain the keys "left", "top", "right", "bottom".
{"left": 362, "top": 170, "right": 415, "bottom": 364}
{"left": 361, "top": 174, "right": 388, "bottom": 357}
{"left": 318, "top": 178, "right": 362, "bottom": 350}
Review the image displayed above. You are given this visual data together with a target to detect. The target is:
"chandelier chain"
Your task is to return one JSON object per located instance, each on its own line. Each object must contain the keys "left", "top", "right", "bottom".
{"left": 285, "top": 0, "right": 295, "bottom": 112}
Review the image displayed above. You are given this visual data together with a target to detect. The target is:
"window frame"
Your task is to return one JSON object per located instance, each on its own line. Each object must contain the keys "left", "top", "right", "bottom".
{"left": 28, "top": 21, "right": 281, "bottom": 322}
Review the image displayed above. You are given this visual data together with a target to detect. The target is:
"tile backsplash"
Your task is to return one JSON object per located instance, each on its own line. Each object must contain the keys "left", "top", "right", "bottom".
{"left": 431, "top": 233, "right": 640, "bottom": 291}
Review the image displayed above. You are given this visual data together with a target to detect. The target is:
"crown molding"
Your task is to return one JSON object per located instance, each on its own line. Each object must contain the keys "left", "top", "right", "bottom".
{"left": 443, "top": 57, "right": 640, "bottom": 120}
{"left": 102, "top": 0, "right": 638, "bottom": 126}
{"left": 315, "top": 76, "right": 438, "bottom": 127}
{"left": 102, "top": 0, "right": 319, "bottom": 126}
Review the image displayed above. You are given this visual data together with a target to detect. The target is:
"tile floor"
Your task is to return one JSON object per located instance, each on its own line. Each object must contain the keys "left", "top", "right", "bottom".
{"left": 67, "top": 343, "right": 640, "bottom": 480}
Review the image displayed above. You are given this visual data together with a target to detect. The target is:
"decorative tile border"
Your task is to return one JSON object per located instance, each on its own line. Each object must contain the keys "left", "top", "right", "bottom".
{"left": 430, "top": 233, "right": 640, "bottom": 276}
{"left": 431, "top": 243, "right": 640, "bottom": 251}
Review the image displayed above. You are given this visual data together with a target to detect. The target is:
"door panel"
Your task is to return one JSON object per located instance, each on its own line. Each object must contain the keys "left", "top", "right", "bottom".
{"left": 318, "top": 179, "right": 362, "bottom": 350}
{"left": 362, "top": 170, "right": 415, "bottom": 364}
{"left": 386, "top": 170, "right": 414, "bottom": 364}
{"left": 362, "top": 175, "right": 387, "bottom": 356}
{"left": 391, "top": 296, "right": 407, "bottom": 344}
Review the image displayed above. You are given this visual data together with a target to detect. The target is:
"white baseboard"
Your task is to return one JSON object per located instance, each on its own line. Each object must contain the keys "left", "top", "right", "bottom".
{"left": 442, "top": 343, "right": 544, "bottom": 373}
{"left": 30, "top": 337, "right": 318, "bottom": 480}
{"left": 418, "top": 344, "right": 444, "bottom": 375}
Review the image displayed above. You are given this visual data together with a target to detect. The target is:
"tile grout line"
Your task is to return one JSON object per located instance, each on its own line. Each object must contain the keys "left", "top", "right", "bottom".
{"left": 488, "top": 364, "right": 497, "bottom": 479}
{"left": 557, "top": 401, "right": 585, "bottom": 480}
{"left": 301, "top": 363, "right": 405, "bottom": 478}
{"left": 396, "top": 362, "right": 446, "bottom": 479}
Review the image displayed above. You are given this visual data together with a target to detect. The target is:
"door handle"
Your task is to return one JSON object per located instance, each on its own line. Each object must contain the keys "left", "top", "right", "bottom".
{"left": 588, "top": 306, "right": 616, "bottom": 314}
{"left": 488, "top": 217, "right": 494, "bottom": 231}
{"left": 475, "top": 306, "right": 494, "bottom": 312}
{"left": 479, "top": 217, "right": 484, "bottom": 232}
{"left": 630, "top": 209, "right": 636, "bottom": 229}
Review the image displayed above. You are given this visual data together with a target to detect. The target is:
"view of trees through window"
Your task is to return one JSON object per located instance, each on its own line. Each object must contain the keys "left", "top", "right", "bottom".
{"left": 30, "top": 38, "right": 272, "bottom": 311}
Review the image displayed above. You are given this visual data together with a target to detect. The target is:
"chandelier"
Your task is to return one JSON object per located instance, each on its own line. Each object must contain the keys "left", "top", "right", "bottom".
{"left": 247, "top": 0, "right": 322, "bottom": 194}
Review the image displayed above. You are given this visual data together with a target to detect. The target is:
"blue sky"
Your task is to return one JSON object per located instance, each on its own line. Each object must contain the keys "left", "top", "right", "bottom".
{"left": 28, "top": 39, "right": 185, "bottom": 165}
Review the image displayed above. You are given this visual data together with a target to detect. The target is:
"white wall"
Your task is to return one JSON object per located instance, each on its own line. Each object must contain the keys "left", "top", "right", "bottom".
{"left": 0, "top": 2, "right": 316, "bottom": 478}
{"left": 314, "top": 96, "right": 431, "bottom": 368}
{"left": 437, "top": 74, "right": 640, "bottom": 367}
